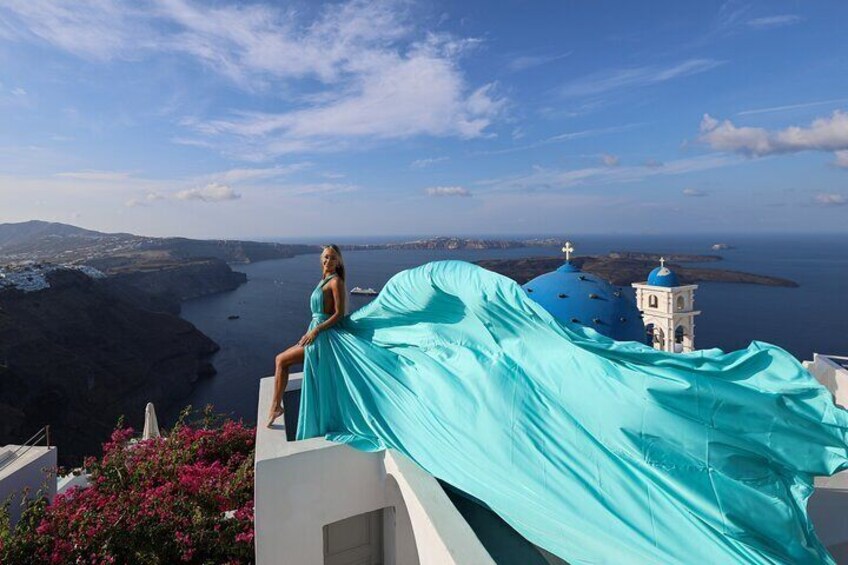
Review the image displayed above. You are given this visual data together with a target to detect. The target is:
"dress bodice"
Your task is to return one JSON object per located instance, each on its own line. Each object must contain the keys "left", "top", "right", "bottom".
{"left": 309, "top": 273, "right": 336, "bottom": 322}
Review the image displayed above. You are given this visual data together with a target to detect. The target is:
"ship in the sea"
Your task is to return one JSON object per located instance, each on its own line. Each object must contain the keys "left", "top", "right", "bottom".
{"left": 350, "top": 286, "right": 379, "bottom": 296}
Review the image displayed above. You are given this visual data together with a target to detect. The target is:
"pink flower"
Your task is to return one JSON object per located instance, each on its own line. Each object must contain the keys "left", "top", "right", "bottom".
{"left": 3, "top": 413, "right": 256, "bottom": 563}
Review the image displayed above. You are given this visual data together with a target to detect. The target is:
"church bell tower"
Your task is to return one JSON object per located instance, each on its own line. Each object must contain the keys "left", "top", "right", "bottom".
{"left": 631, "top": 258, "right": 700, "bottom": 353}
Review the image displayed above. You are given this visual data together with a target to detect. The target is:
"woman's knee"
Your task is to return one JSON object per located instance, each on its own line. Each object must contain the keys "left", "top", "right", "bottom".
{"left": 275, "top": 352, "right": 289, "bottom": 369}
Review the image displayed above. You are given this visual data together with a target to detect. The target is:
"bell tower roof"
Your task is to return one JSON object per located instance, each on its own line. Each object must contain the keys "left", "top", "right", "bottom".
{"left": 646, "top": 257, "right": 680, "bottom": 287}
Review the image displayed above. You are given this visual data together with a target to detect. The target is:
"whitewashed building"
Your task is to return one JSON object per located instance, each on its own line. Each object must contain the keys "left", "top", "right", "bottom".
{"left": 0, "top": 428, "right": 56, "bottom": 529}
{"left": 632, "top": 258, "right": 700, "bottom": 353}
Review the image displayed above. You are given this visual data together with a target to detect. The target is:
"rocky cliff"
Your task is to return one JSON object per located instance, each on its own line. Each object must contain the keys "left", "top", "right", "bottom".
{"left": 94, "top": 258, "right": 248, "bottom": 314}
{"left": 0, "top": 220, "right": 318, "bottom": 265}
{"left": 0, "top": 269, "right": 219, "bottom": 465}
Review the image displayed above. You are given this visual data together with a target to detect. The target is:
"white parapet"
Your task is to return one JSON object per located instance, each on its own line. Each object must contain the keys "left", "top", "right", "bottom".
{"left": 806, "top": 354, "right": 848, "bottom": 410}
{"left": 0, "top": 445, "right": 57, "bottom": 528}
{"left": 254, "top": 374, "right": 494, "bottom": 565}
{"left": 57, "top": 471, "right": 91, "bottom": 495}
{"left": 804, "top": 354, "right": 848, "bottom": 561}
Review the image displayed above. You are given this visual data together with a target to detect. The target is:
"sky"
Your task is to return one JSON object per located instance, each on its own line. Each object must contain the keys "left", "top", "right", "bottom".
{"left": 1, "top": 0, "right": 847, "bottom": 239}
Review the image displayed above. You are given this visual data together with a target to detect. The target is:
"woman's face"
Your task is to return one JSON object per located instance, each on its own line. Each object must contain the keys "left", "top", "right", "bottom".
{"left": 321, "top": 248, "right": 339, "bottom": 272}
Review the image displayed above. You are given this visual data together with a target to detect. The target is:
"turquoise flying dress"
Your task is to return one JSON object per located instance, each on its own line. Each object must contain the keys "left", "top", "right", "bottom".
{"left": 296, "top": 260, "right": 848, "bottom": 564}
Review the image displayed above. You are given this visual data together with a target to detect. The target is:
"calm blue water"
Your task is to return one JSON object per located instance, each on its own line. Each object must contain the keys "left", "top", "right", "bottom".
{"left": 175, "top": 234, "right": 848, "bottom": 425}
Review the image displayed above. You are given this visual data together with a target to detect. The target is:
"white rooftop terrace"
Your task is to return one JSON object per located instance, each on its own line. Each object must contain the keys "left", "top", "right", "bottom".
{"left": 255, "top": 373, "right": 499, "bottom": 565}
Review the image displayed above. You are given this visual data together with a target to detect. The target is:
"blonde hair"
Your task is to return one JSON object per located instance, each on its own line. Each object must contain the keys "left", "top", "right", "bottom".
{"left": 323, "top": 244, "right": 348, "bottom": 315}
{"left": 322, "top": 244, "right": 345, "bottom": 281}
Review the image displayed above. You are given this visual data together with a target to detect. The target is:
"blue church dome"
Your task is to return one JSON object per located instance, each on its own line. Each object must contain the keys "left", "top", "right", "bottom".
{"left": 647, "top": 265, "right": 680, "bottom": 287}
{"left": 522, "top": 261, "right": 644, "bottom": 342}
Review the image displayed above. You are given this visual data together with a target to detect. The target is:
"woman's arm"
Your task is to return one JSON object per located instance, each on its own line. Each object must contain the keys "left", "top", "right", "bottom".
{"left": 299, "top": 278, "right": 346, "bottom": 345}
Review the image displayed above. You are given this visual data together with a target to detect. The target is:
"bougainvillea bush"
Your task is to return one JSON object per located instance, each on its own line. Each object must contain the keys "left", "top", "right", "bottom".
{"left": 0, "top": 408, "right": 255, "bottom": 564}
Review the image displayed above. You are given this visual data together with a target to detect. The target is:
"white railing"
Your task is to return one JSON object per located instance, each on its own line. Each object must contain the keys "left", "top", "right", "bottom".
{"left": 0, "top": 425, "right": 50, "bottom": 473}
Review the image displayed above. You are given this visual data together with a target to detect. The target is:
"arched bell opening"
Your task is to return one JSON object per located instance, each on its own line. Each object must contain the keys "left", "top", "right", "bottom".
{"left": 645, "top": 323, "right": 665, "bottom": 350}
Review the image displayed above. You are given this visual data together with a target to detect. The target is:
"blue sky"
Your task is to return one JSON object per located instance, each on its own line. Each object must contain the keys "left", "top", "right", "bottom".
{"left": 1, "top": 1, "right": 847, "bottom": 238}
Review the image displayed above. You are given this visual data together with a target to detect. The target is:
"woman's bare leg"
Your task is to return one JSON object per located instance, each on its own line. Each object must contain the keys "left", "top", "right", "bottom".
{"left": 267, "top": 344, "right": 305, "bottom": 427}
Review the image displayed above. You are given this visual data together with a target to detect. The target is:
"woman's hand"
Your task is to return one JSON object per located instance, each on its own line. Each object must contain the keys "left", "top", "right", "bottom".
{"left": 298, "top": 329, "right": 319, "bottom": 346}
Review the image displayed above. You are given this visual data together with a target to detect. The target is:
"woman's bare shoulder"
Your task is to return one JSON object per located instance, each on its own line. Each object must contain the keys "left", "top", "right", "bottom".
{"left": 327, "top": 276, "right": 345, "bottom": 290}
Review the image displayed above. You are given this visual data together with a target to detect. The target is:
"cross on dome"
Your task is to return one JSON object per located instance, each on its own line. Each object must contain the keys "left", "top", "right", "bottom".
{"left": 659, "top": 257, "right": 665, "bottom": 268}
{"left": 562, "top": 241, "right": 575, "bottom": 262}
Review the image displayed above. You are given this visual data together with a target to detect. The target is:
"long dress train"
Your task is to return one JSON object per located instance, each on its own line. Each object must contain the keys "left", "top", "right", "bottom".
{"left": 297, "top": 260, "right": 848, "bottom": 564}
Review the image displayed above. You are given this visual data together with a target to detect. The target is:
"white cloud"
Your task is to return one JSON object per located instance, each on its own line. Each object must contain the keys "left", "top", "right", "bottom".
{"left": 171, "top": 137, "right": 215, "bottom": 149}
{"left": 125, "top": 192, "right": 165, "bottom": 207}
{"left": 682, "top": 188, "right": 706, "bottom": 197}
{"left": 55, "top": 170, "right": 134, "bottom": 181}
{"left": 425, "top": 186, "right": 471, "bottom": 197}
{"left": 814, "top": 193, "right": 847, "bottom": 206}
{"left": 834, "top": 150, "right": 848, "bottom": 168}
{"left": 2, "top": 1, "right": 504, "bottom": 157}
{"left": 736, "top": 98, "right": 848, "bottom": 117}
{"left": 411, "top": 156, "right": 449, "bottom": 168}
{"left": 280, "top": 183, "right": 358, "bottom": 196}
{"left": 601, "top": 153, "right": 619, "bottom": 167}
{"left": 747, "top": 15, "right": 801, "bottom": 29}
{"left": 0, "top": 1, "right": 402, "bottom": 84}
{"left": 505, "top": 51, "right": 572, "bottom": 73}
{"left": 558, "top": 59, "right": 722, "bottom": 98}
{"left": 176, "top": 182, "right": 241, "bottom": 202}
{"left": 0, "top": 1, "right": 152, "bottom": 61}
{"left": 197, "top": 164, "right": 311, "bottom": 184}
{"left": 699, "top": 111, "right": 848, "bottom": 164}
{"left": 188, "top": 53, "right": 504, "bottom": 156}
{"left": 475, "top": 123, "right": 645, "bottom": 157}
{"left": 479, "top": 155, "right": 737, "bottom": 193}
{"left": 715, "top": 2, "right": 752, "bottom": 33}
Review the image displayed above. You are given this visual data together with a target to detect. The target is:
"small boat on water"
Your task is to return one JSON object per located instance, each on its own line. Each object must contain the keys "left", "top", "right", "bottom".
{"left": 227, "top": 315, "right": 240, "bottom": 320}
{"left": 350, "top": 286, "right": 379, "bottom": 296}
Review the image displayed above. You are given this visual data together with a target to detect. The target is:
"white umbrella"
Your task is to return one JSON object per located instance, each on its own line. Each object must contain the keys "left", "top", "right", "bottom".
{"left": 142, "top": 402, "right": 160, "bottom": 440}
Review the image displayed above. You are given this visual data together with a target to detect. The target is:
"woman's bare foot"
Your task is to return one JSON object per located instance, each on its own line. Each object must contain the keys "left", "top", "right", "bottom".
{"left": 266, "top": 405, "right": 284, "bottom": 428}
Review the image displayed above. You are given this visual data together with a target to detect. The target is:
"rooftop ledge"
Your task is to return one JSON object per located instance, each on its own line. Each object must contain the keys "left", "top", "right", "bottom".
{"left": 255, "top": 373, "right": 494, "bottom": 565}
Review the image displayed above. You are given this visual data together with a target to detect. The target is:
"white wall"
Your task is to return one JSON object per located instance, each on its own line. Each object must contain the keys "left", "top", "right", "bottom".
{"left": 255, "top": 375, "right": 493, "bottom": 565}
{"left": 0, "top": 446, "right": 56, "bottom": 528}
{"left": 806, "top": 354, "right": 848, "bottom": 409}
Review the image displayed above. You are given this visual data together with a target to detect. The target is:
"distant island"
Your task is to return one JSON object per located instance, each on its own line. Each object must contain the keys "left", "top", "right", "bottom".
{"left": 606, "top": 251, "right": 722, "bottom": 263}
{"left": 342, "top": 236, "right": 561, "bottom": 251}
{"left": 476, "top": 254, "right": 798, "bottom": 288}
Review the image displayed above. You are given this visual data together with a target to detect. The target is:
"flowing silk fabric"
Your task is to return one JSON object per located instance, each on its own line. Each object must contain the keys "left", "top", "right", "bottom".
{"left": 296, "top": 260, "right": 848, "bottom": 564}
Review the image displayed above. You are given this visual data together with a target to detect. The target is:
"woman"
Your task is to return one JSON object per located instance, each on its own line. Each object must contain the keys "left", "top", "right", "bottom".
{"left": 266, "top": 244, "right": 346, "bottom": 427}
{"left": 280, "top": 258, "right": 848, "bottom": 563}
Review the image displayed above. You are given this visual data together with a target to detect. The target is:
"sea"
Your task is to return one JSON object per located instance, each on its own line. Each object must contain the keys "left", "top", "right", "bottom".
{"left": 171, "top": 233, "right": 848, "bottom": 425}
